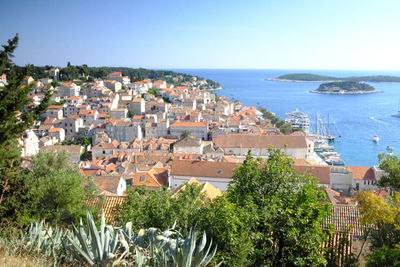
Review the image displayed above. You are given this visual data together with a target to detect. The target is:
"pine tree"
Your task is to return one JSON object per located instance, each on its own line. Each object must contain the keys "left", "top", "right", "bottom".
{"left": 0, "top": 34, "right": 51, "bottom": 225}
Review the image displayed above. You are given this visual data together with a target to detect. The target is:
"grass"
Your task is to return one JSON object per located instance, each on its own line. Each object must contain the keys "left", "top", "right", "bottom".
{"left": 0, "top": 248, "right": 55, "bottom": 267}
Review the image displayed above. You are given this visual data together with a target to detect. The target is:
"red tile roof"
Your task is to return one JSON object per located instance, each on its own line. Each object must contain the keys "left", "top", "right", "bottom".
{"left": 171, "top": 121, "right": 207, "bottom": 127}
{"left": 347, "top": 166, "right": 375, "bottom": 180}
{"left": 213, "top": 134, "right": 308, "bottom": 149}
{"left": 171, "top": 160, "right": 239, "bottom": 179}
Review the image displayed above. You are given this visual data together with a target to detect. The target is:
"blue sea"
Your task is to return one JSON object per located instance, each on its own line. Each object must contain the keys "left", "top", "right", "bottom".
{"left": 173, "top": 69, "right": 400, "bottom": 167}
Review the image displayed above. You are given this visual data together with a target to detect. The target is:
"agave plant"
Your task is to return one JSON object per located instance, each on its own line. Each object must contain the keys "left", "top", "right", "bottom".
{"left": 65, "top": 211, "right": 129, "bottom": 266}
{"left": 24, "top": 220, "right": 65, "bottom": 259}
{"left": 131, "top": 227, "right": 219, "bottom": 267}
{"left": 175, "top": 230, "right": 219, "bottom": 267}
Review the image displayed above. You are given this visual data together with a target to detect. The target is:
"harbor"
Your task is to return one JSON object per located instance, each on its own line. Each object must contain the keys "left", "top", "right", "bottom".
{"left": 285, "top": 109, "right": 345, "bottom": 166}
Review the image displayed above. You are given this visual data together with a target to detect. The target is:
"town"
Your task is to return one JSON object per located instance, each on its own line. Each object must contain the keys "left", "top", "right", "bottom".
{"left": 10, "top": 69, "right": 382, "bottom": 198}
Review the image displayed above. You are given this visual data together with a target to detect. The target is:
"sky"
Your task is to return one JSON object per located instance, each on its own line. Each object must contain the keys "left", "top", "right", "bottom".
{"left": 1, "top": 0, "right": 400, "bottom": 70}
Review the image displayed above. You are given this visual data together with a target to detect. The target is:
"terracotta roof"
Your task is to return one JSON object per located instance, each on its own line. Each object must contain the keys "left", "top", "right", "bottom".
{"left": 132, "top": 98, "right": 143, "bottom": 103}
{"left": 109, "top": 72, "right": 122, "bottom": 76}
{"left": 173, "top": 136, "right": 202, "bottom": 147}
{"left": 48, "top": 105, "right": 63, "bottom": 109}
{"left": 67, "top": 96, "right": 81, "bottom": 100}
{"left": 92, "top": 142, "right": 118, "bottom": 150}
{"left": 293, "top": 165, "right": 331, "bottom": 184}
{"left": 79, "top": 109, "right": 97, "bottom": 116}
{"left": 39, "top": 124, "right": 53, "bottom": 131}
{"left": 61, "top": 82, "right": 74, "bottom": 86}
{"left": 86, "top": 196, "right": 127, "bottom": 224}
{"left": 48, "top": 127, "right": 63, "bottom": 133}
{"left": 323, "top": 205, "right": 364, "bottom": 236}
{"left": 213, "top": 134, "right": 308, "bottom": 149}
{"left": 93, "top": 176, "right": 124, "bottom": 195}
{"left": 133, "top": 171, "right": 164, "bottom": 187}
{"left": 325, "top": 187, "right": 351, "bottom": 205}
{"left": 43, "top": 118, "right": 57, "bottom": 124}
{"left": 171, "top": 160, "right": 239, "bottom": 178}
{"left": 171, "top": 121, "right": 207, "bottom": 127}
{"left": 80, "top": 169, "right": 101, "bottom": 176}
{"left": 347, "top": 166, "right": 375, "bottom": 180}
{"left": 173, "top": 178, "right": 223, "bottom": 199}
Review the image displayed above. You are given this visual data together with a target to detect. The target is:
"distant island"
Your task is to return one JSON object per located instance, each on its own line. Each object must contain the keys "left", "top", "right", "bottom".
{"left": 310, "top": 81, "right": 382, "bottom": 95}
{"left": 269, "top": 73, "right": 400, "bottom": 83}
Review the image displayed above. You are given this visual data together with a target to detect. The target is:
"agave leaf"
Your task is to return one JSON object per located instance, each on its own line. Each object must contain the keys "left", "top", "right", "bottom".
{"left": 66, "top": 235, "right": 95, "bottom": 266}
{"left": 100, "top": 210, "right": 106, "bottom": 252}
{"left": 182, "top": 229, "right": 197, "bottom": 267}
{"left": 87, "top": 211, "right": 103, "bottom": 261}
{"left": 124, "top": 222, "right": 132, "bottom": 239}
{"left": 195, "top": 231, "right": 207, "bottom": 256}
{"left": 104, "top": 228, "right": 110, "bottom": 256}
{"left": 201, "top": 242, "right": 218, "bottom": 267}
{"left": 76, "top": 222, "right": 91, "bottom": 257}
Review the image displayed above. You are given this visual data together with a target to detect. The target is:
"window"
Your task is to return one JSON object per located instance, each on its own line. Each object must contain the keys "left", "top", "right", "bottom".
{"left": 140, "top": 175, "right": 145, "bottom": 182}
{"left": 217, "top": 169, "right": 223, "bottom": 174}
{"left": 103, "top": 150, "right": 105, "bottom": 154}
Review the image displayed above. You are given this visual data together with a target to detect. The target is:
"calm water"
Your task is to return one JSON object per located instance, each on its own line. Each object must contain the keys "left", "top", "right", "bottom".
{"left": 174, "top": 69, "right": 400, "bottom": 167}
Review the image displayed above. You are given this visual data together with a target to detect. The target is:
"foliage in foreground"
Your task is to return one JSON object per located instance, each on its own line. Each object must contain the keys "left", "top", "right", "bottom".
{"left": 227, "top": 149, "right": 332, "bottom": 266}
{"left": 117, "top": 149, "right": 332, "bottom": 266}
{"left": 0, "top": 34, "right": 51, "bottom": 227}
{"left": 1, "top": 211, "right": 219, "bottom": 267}
{"left": 15, "top": 151, "right": 99, "bottom": 227}
{"left": 117, "top": 184, "right": 252, "bottom": 266}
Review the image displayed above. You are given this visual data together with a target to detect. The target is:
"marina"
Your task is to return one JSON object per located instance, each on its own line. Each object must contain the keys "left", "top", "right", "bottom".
{"left": 178, "top": 69, "right": 400, "bottom": 166}
{"left": 285, "top": 110, "right": 345, "bottom": 165}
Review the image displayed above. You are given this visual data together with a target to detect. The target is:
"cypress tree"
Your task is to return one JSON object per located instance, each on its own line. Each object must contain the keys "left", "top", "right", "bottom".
{"left": 0, "top": 34, "right": 51, "bottom": 225}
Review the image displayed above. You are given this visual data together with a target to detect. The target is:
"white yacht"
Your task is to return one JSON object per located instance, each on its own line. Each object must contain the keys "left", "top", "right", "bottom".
{"left": 285, "top": 109, "right": 310, "bottom": 133}
{"left": 392, "top": 102, "right": 400, "bottom": 117}
{"left": 373, "top": 135, "right": 380, "bottom": 142}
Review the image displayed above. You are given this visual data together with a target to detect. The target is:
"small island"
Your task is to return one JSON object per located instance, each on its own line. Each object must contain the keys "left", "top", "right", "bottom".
{"left": 269, "top": 73, "right": 400, "bottom": 83}
{"left": 310, "top": 81, "right": 383, "bottom": 94}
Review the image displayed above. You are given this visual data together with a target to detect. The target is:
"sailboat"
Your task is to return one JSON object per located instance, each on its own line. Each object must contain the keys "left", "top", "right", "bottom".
{"left": 392, "top": 101, "right": 400, "bottom": 117}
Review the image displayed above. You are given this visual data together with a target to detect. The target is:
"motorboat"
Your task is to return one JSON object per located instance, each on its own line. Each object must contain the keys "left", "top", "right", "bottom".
{"left": 285, "top": 109, "right": 310, "bottom": 133}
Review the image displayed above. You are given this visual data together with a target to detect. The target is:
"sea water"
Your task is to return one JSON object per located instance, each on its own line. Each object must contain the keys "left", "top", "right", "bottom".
{"left": 174, "top": 69, "right": 400, "bottom": 166}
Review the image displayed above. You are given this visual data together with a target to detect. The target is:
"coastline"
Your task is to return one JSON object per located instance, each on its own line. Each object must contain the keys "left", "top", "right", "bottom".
{"left": 267, "top": 78, "right": 337, "bottom": 83}
{"left": 267, "top": 78, "right": 400, "bottom": 84}
{"left": 208, "top": 86, "right": 223, "bottom": 91}
{"left": 310, "top": 90, "right": 383, "bottom": 95}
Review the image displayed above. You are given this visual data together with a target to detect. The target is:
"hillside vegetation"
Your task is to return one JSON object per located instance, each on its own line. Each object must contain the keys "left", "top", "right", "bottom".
{"left": 275, "top": 73, "right": 400, "bottom": 83}
{"left": 315, "top": 81, "right": 375, "bottom": 93}
{"left": 15, "top": 64, "right": 221, "bottom": 88}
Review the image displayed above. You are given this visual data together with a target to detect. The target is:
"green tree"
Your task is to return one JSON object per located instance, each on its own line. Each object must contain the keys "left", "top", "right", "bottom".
{"left": 377, "top": 153, "right": 400, "bottom": 191}
{"left": 181, "top": 130, "right": 190, "bottom": 138}
{"left": 127, "top": 110, "right": 135, "bottom": 118}
{"left": 23, "top": 151, "right": 98, "bottom": 226}
{"left": 227, "top": 149, "right": 332, "bottom": 266}
{"left": 0, "top": 34, "right": 51, "bottom": 225}
{"left": 116, "top": 184, "right": 205, "bottom": 233}
{"left": 197, "top": 196, "right": 253, "bottom": 266}
{"left": 147, "top": 88, "right": 159, "bottom": 96}
{"left": 367, "top": 245, "right": 400, "bottom": 266}
{"left": 356, "top": 191, "right": 400, "bottom": 252}
{"left": 117, "top": 184, "right": 252, "bottom": 266}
